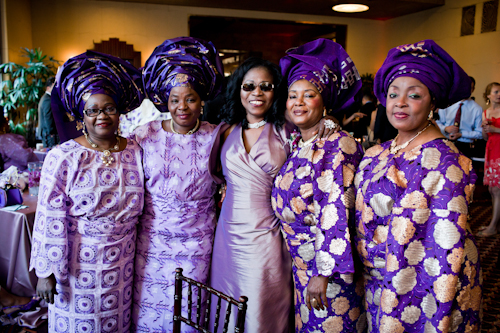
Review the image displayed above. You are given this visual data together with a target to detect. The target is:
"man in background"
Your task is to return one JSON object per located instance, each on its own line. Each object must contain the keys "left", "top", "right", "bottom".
{"left": 39, "top": 77, "right": 58, "bottom": 147}
{"left": 436, "top": 76, "right": 483, "bottom": 158}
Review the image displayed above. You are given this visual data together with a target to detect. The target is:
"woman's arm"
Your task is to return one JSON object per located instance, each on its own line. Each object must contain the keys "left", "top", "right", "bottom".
{"left": 307, "top": 133, "right": 364, "bottom": 310}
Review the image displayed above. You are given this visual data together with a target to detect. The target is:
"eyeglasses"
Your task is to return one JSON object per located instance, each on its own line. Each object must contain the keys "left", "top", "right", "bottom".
{"left": 83, "top": 106, "right": 118, "bottom": 117}
{"left": 241, "top": 82, "right": 274, "bottom": 92}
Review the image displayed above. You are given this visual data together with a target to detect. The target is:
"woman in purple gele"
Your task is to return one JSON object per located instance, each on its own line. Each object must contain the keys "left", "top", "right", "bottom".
{"left": 130, "top": 37, "right": 226, "bottom": 332}
{"left": 29, "top": 51, "right": 145, "bottom": 333}
{"left": 272, "top": 38, "right": 366, "bottom": 333}
{"left": 355, "top": 40, "right": 482, "bottom": 332}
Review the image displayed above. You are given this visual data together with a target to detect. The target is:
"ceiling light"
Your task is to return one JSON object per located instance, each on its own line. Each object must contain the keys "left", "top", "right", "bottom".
{"left": 332, "top": 4, "right": 369, "bottom": 13}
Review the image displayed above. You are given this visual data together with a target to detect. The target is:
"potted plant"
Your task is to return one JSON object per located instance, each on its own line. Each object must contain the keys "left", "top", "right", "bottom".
{"left": 0, "top": 48, "right": 59, "bottom": 146}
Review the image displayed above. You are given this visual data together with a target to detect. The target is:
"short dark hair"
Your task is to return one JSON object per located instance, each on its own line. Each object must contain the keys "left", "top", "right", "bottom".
{"left": 220, "top": 57, "right": 285, "bottom": 129}
{"left": 469, "top": 76, "right": 476, "bottom": 85}
{"left": 46, "top": 77, "right": 55, "bottom": 87}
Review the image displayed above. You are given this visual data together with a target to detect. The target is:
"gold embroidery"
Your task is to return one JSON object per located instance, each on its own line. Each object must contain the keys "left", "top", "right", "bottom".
{"left": 446, "top": 165, "right": 464, "bottom": 183}
{"left": 328, "top": 182, "right": 341, "bottom": 203}
{"left": 434, "top": 274, "right": 459, "bottom": 303}
{"left": 332, "top": 297, "right": 350, "bottom": 315}
{"left": 458, "top": 155, "right": 471, "bottom": 176}
{"left": 434, "top": 219, "right": 460, "bottom": 249}
{"left": 282, "top": 223, "right": 296, "bottom": 236}
{"left": 391, "top": 216, "right": 416, "bottom": 245}
{"left": 282, "top": 207, "right": 296, "bottom": 223}
{"left": 381, "top": 289, "right": 398, "bottom": 313}
{"left": 277, "top": 194, "right": 283, "bottom": 209}
{"left": 373, "top": 225, "right": 389, "bottom": 244}
{"left": 312, "top": 149, "right": 325, "bottom": 164}
{"left": 392, "top": 267, "right": 417, "bottom": 295}
{"left": 422, "top": 171, "right": 445, "bottom": 196}
{"left": 343, "top": 187, "right": 355, "bottom": 209}
{"left": 412, "top": 209, "right": 431, "bottom": 224}
{"left": 331, "top": 153, "right": 345, "bottom": 171}
{"left": 296, "top": 165, "right": 311, "bottom": 179}
{"left": 280, "top": 172, "right": 294, "bottom": 191}
{"left": 448, "top": 195, "right": 468, "bottom": 213}
{"left": 404, "top": 240, "right": 425, "bottom": 265}
{"left": 464, "top": 184, "right": 474, "bottom": 203}
{"left": 343, "top": 165, "right": 355, "bottom": 188}
{"left": 447, "top": 247, "right": 464, "bottom": 273}
{"left": 322, "top": 316, "right": 343, "bottom": 333}
{"left": 365, "top": 145, "right": 384, "bottom": 157}
{"left": 293, "top": 255, "right": 308, "bottom": 270}
{"left": 387, "top": 165, "right": 408, "bottom": 188}
{"left": 299, "top": 183, "right": 313, "bottom": 199}
{"left": 317, "top": 170, "right": 334, "bottom": 193}
{"left": 339, "top": 135, "right": 357, "bottom": 155}
{"left": 401, "top": 305, "right": 421, "bottom": 324}
{"left": 438, "top": 316, "right": 450, "bottom": 333}
{"left": 444, "top": 140, "right": 459, "bottom": 153}
{"left": 386, "top": 253, "right": 399, "bottom": 272}
{"left": 380, "top": 315, "right": 405, "bottom": 333}
{"left": 291, "top": 197, "right": 306, "bottom": 214}
{"left": 400, "top": 191, "right": 427, "bottom": 209}
{"left": 421, "top": 147, "right": 441, "bottom": 169}
{"left": 348, "top": 307, "right": 360, "bottom": 321}
{"left": 464, "top": 239, "right": 478, "bottom": 264}
{"left": 321, "top": 204, "right": 339, "bottom": 230}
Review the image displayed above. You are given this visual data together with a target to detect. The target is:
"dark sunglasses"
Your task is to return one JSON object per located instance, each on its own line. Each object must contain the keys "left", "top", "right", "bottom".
{"left": 241, "top": 82, "right": 274, "bottom": 92}
{"left": 83, "top": 106, "right": 118, "bottom": 117}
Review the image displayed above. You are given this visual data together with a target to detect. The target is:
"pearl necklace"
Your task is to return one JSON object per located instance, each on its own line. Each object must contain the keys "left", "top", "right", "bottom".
{"left": 170, "top": 119, "right": 199, "bottom": 135}
{"left": 390, "top": 122, "right": 432, "bottom": 154}
{"left": 298, "top": 134, "right": 318, "bottom": 148}
{"left": 247, "top": 119, "right": 267, "bottom": 129}
{"left": 84, "top": 133, "right": 120, "bottom": 166}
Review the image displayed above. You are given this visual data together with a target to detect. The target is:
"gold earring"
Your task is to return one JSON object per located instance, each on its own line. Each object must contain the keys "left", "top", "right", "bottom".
{"left": 428, "top": 110, "right": 433, "bottom": 120}
{"left": 487, "top": 99, "right": 490, "bottom": 106}
{"left": 323, "top": 108, "right": 327, "bottom": 117}
{"left": 116, "top": 127, "right": 121, "bottom": 136}
{"left": 82, "top": 122, "right": 87, "bottom": 136}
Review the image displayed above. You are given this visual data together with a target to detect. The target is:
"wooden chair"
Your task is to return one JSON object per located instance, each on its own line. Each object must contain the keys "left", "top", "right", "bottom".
{"left": 173, "top": 267, "right": 248, "bottom": 333}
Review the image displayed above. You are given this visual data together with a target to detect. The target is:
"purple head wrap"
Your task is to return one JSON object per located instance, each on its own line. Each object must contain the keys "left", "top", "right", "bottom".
{"left": 142, "top": 37, "right": 224, "bottom": 113}
{"left": 280, "top": 38, "right": 362, "bottom": 114}
{"left": 374, "top": 40, "right": 471, "bottom": 109}
{"left": 54, "top": 51, "right": 144, "bottom": 118}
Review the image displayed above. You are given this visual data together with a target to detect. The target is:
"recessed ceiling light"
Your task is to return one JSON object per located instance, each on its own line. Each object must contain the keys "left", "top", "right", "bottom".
{"left": 332, "top": 4, "right": 369, "bottom": 13}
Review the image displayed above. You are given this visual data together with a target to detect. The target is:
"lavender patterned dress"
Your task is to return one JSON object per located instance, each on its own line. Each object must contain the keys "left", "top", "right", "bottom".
{"left": 272, "top": 132, "right": 365, "bottom": 333}
{"left": 354, "top": 139, "right": 482, "bottom": 333}
{"left": 131, "top": 120, "right": 225, "bottom": 332}
{"left": 30, "top": 139, "right": 145, "bottom": 333}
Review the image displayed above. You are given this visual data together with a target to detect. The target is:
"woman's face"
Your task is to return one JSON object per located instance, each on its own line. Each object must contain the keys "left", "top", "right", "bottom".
{"left": 240, "top": 66, "right": 274, "bottom": 122}
{"left": 487, "top": 85, "right": 500, "bottom": 105}
{"left": 168, "top": 86, "right": 202, "bottom": 132}
{"left": 386, "top": 76, "right": 434, "bottom": 134}
{"left": 286, "top": 79, "right": 324, "bottom": 131}
{"left": 83, "top": 94, "right": 119, "bottom": 140}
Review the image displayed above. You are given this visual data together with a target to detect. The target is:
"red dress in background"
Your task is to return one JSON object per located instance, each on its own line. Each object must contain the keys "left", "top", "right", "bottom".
{"left": 484, "top": 110, "right": 500, "bottom": 187}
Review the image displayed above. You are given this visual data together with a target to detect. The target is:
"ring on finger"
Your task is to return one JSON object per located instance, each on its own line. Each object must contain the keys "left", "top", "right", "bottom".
{"left": 324, "top": 119, "right": 338, "bottom": 130}
{"left": 310, "top": 298, "right": 318, "bottom": 308}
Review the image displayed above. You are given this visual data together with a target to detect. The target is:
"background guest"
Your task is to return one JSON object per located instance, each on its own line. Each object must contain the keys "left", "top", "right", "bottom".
{"left": 131, "top": 37, "right": 227, "bottom": 332}
{"left": 477, "top": 82, "right": 500, "bottom": 237}
{"left": 274, "top": 38, "right": 365, "bottom": 332}
{"left": 435, "top": 76, "right": 483, "bottom": 158}
{"left": 356, "top": 40, "right": 481, "bottom": 332}
{"left": 38, "top": 77, "right": 58, "bottom": 148}
{"left": 30, "top": 51, "right": 145, "bottom": 332}
{"left": 0, "top": 110, "right": 38, "bottom": 172}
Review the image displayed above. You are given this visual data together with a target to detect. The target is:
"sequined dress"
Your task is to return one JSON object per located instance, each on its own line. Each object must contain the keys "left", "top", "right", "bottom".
{"left": 30, "top": 139, "right": 145, "bottom": 333}
{"left": 354, "top": 138, "right": 482, "bottom": 333}
{"left": 272, "top": 132, "right": 365, "bottom": 333}
{"left": 483, "top": 109, "right": 500, "bottom": 187}
{"left": 131, "top": 120, "right": 225, "bottom": 332}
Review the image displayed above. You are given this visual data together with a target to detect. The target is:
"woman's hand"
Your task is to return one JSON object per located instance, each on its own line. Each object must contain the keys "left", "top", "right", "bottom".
{"left": 306, "top": 275, "right": 329, "bottom": 311}
{"left": 36, "top": 275, "right": 57, "bottom": 304}
{"left": 219, "top": 183, "right": 227, "bottom": 204}
{"left": 315, "top": 116, "right": 341, "bottom": 139}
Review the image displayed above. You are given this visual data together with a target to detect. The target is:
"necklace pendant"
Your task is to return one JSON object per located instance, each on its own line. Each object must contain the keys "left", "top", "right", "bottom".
{"left": 103, "top": 150, "right": 111, "bottom": 157}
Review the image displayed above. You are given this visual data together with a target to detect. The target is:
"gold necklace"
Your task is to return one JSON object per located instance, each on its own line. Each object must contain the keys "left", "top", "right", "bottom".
{"left": 170, "top": 119, "right": 200, "bottom": 135}
{"left": 390, "top": 122, "right": 432, "bottom": 154}
{"left": 298, "top": 134, "right": 318, "bottom": 148}
{"left": 84, "top": 133, "right": 120, "bottom": 166}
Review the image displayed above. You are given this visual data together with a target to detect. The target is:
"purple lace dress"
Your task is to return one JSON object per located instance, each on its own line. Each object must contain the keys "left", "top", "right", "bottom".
{"left": 354, "top": 139, "right": 482, "bottom": 332}
{"left": 30, "top": 139, "right": 145, "bottom": 333}
{"left": 131, "top": 120, "right": 226, "bottom": 332}
{"left": 272, "top": 132, "right": 366, "bottom": 333}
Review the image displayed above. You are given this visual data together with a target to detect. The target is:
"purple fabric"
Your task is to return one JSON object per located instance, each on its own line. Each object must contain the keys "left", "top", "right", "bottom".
{"left": 130, "top": 120, "right": 227, "bottom": 332}
{"left": 271, "top": 132, "right": 365, "bottom": 332}
{"left": 374, "top": 40, "right": 471, "bottom": 109}
{"left": 210, "top": 123, "right": 293, "bottom": 333}
{"left": 0, "top": 133, "right": 39, "bottom": 172}
{"left": 354, "top": 139, "right": 481, "bottom": 332}
{"left": 142, "top": 37, "right": 224, "bottom": 112}
{"left": 53, "top": 51, "right": 144, "bottom": 118}
{"left": 280, "top": 38, "right": 362, "bottom": 114}
{"left": 29, "top": 139, "right": 145, "bottom": 332}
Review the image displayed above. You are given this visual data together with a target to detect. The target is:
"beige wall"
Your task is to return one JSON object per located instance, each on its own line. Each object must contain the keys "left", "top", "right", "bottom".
{"left": 5, "top": 0, "right": 32, "bottom": 63}
{"left": 385, "top": 0, "right": 500, "bottom": 109}
{"left": 25, "top": 0, "right": 386, "bottom": 75}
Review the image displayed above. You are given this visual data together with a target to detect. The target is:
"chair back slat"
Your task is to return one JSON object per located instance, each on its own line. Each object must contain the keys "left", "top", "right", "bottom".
{"left": 173, "top": 267, "right": 248, "bottom": 333}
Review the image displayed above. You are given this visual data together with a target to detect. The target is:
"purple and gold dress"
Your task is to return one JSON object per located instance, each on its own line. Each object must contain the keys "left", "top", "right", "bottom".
{"left": 131, "top": 120, "right": 225, "bottom": 332}
{"left": 354, "top": 139, "right": 482, "bottom": 333}
{"left": 210, "top": 122, "right": 293, "bottom": 333}
{"left": 272, "top": 132, "right": 365, "bottom": 333}
{"left": 30, "top": 139, "right": 145, "bottom": 333}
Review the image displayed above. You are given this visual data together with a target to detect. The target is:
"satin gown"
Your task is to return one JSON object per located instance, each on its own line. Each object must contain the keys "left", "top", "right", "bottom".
{"left": 210, "top": 123, "right": 293, "bottom": 333}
